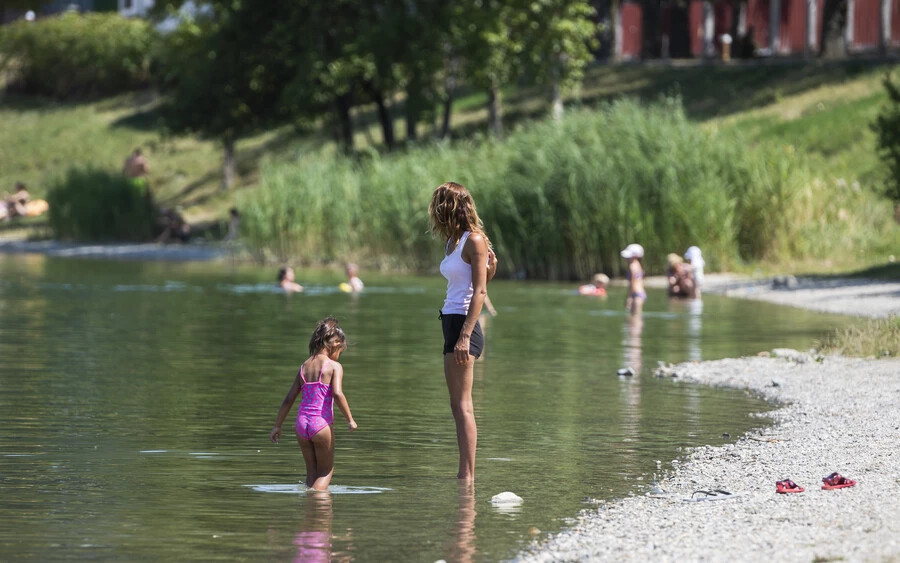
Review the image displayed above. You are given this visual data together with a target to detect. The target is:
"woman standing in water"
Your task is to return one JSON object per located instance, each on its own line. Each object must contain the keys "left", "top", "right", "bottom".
{"left": 429, "top": 182, "right": 497, "bottom": 481}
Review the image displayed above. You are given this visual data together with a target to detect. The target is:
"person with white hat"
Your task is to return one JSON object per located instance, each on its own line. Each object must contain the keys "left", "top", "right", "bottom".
{"left": 620, "top": 243, "right": 646, "bottom": 313}
{"left": 684, "top": 246, "right": 705, "bottom": 297}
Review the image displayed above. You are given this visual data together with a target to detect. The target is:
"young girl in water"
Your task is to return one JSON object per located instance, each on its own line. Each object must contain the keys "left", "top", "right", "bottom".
{"left": 621, "top": 243, "right": 645, "bottom": 313}
{"left": 270, "top": 317, "right": 357, "bottom": 490}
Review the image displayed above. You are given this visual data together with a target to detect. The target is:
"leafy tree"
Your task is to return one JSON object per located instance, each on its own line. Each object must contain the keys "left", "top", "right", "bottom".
{"left": 872, "top": 73, "right": 900, "bottom": 202}
{"left": 519, "top": 0, "right": 596, "bottom": 119}
{"left": 155, "top": 4, "right": 301, "bottom": 189}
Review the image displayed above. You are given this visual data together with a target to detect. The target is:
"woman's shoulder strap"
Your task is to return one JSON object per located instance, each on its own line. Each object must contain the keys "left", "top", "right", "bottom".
{"left": 298, "top": 364, "right": 307, "bottom": 383}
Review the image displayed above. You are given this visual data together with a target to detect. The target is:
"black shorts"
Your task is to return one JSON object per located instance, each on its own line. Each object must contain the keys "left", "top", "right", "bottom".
{"left": 440, "top": 312, "right": 484, "bottom": 358}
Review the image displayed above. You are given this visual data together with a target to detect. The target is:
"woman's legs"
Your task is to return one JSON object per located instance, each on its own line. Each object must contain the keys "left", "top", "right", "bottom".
{"left": 298, "top": 435, "right": 318, "bottom": 488}
{"left": 445, "top": 353, "right": 477, "bottom": 481}
{"left": 310, "top": 425, "right": 335, "bottom": 491}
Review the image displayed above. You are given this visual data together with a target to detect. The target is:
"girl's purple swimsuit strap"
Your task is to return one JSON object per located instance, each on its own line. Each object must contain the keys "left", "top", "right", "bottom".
{"left": 295, "top": 362, "right": 334, "bottom": 440}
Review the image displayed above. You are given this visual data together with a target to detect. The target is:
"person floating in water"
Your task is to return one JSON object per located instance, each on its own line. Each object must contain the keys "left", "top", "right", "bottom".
{"left": 342, "top": 263, "right": 364, "bottom": 293}
{"left": 270, "top": 317, "right": 357, "bottom": 491}
{"left": 578, "top": 273, "right": 609, "bottom": 297}
{"left": 277, "top": 267, "right": 304, "bottom": 293}
{"left": 621, "top": 243, "right": 645, "bottom": 314}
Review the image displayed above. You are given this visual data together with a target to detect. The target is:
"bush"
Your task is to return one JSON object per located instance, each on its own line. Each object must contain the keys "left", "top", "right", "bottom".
{"left": 47, "top": 167, "right": 157, "bottom": 241}
{"left": 240, "top": 99, "right": 899, "bottom": 279}
{"left": 0, "top": 13, "right": 155, "bottom": 99}
{"left": 872, "top": 73, "right": 900, "bottom": 202}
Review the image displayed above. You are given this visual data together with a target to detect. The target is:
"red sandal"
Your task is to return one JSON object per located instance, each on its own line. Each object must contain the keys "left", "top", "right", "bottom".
{"left": 822, "top": 472, "right": 856, "bottom": 490}
{"left": 776, "top": 479, "right": 804, "bottom": 493}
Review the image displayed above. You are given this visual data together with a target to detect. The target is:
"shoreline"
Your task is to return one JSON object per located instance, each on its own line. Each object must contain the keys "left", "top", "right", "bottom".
{"left": 0, "top": 239, "right": 231, "bottom": 262}
{"left": 517, "top": 354, "right": 900, "bottom": 562}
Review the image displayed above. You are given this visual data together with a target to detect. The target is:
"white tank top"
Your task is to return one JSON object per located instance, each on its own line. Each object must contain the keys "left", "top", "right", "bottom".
{"left": 440, "top": 231, "right": 473, "bottom": 315}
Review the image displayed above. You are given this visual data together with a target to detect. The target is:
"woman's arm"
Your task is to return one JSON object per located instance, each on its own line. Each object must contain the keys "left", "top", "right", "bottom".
{"left": 331, "top": 363, "right": 357, "bottom": 431}
{"left": 270, "top": 371, "right": 303, "bottom": 443}
{"left": 456, "top": 233, "right": 489, "bottom": 364}
{"left": 486, "top": 249, "right": 498, "bottom": 283}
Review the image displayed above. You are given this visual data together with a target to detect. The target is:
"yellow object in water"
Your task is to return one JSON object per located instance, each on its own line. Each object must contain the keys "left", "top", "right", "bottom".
{"left": 339, "top": 282, "right": 352, "bottom": 293}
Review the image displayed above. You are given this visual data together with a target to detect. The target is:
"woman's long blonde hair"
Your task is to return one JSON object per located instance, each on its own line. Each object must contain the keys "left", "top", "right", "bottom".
{"left": 428, "top": 182, "right": 492, "bottom": 250}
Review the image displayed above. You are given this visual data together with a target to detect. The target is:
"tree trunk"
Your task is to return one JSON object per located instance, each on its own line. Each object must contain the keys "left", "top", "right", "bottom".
{"left": 488, "top": 83, "right": 503, "bottom": 137}
{"left": 222, "top": 138, "right": 236, "bottom": 191}
{"left": 335, "top": 93, "right": 354, "bottom": 154}
{"left": 551, "top": 77, "right": 564, "bottom": 121}
{"left": 366, "top": 82, "right": 394, "bottom": 151}
{"left": 406, "top": 90, "right": 419, "bottom": 142}
{"left": 440, "top": 93, "right": 453, "bottom": 140}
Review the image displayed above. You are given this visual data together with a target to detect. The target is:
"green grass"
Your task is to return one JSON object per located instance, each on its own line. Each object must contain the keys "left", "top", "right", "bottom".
{"left": 1, "top": 60, "right": 898, "bottom": 274}
{"left": 818, "top": 316, "right": 900, "bottom": 358}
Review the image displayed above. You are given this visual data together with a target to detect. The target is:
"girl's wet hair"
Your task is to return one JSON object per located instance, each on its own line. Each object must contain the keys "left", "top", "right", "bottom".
{"left": 428, "top": 182, "right": 493, "bottom": 251}
{"left": 277, "top": 267, "right": 288, "bottom": 282}
{"left": 309, "top": 316, "right": 347, "bottom": 356}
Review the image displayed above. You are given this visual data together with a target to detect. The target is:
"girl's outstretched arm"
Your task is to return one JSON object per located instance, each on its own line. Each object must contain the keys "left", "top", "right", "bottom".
{"left": 270, "top": 371, "right": 303, "bottom": 443}
{"left": 330, "top": 363, "right": 357, "bottom": 431}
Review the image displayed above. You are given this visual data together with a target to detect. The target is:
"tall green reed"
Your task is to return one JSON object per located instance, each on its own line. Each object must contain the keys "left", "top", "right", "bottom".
{"left": 240, "top": 98, "right": 897, "bottom": 279}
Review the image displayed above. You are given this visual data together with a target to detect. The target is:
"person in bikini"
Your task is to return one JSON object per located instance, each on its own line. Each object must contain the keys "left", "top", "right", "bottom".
{"left": 621, "top": 243, "right": 646, "bottom": 314}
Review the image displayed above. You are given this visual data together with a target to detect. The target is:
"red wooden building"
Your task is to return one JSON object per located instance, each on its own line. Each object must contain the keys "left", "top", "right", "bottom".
{"left": 613, "top": 0, "right": 897, "bottom": 60}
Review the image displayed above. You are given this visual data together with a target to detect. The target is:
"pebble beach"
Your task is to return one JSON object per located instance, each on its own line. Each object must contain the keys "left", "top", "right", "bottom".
{"left": 518, "top": 354, "right": 900, "bottom": 562}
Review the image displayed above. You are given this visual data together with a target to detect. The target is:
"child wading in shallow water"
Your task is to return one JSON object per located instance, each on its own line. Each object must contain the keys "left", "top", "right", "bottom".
{"left": 270, "top": 317, "right": 357, "bottom": 490}
{"left": 621, "top": 243, "right": 646, "bottom": 314}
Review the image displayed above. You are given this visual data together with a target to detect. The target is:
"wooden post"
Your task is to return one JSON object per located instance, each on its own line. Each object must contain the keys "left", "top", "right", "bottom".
{"left": 703, "top": 1, "right": 715, "bottom": 58}
{"left": 806, "top": 0, "right": 818, "bottom": 56}
{"left": 845, "top": 0, "right": 855, "bottom": 54}
{"left": 881, "top": 0, "right": 891, "bottom": 53}
{"left": 770, "top": 0, "right": 782, "bottom": 54}
{"left": 613, "top": 0, "right": 623, "bottom": 62}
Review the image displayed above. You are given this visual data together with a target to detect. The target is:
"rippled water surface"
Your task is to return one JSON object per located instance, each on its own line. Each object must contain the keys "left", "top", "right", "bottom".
{"left": 0, "top": 255, "right": 847, "bottom": 561}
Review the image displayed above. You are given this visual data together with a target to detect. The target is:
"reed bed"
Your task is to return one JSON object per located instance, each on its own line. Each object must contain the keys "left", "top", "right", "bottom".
{"left": 240, "top": 99, "right": 897, "bottom": 279}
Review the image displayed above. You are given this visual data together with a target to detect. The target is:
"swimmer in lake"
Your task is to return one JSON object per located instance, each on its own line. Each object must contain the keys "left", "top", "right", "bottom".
{"left": 277, "top": 267, "right": 304, "bottom": 293}
{"left": 270, "top": 317, "right": 357, "bottom": 490}
{"left": 578, "top": 273, "right": 609, "bottom": 297}
{"left": 345, "top": 263, "right": 364, "bottom": 293}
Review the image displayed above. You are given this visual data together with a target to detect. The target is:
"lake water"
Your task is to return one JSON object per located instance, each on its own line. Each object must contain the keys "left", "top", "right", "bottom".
{"left": 0, "top": 254, "right": 847, "bottom": 561}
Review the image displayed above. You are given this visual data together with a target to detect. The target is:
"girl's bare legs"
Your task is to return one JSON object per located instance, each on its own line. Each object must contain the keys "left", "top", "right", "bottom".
{"left": 298, "top": 436, "right": 318, "bottom": 488}
{"left": 631, "top": 296, "right": 644, "bottom": 315}
{"left": 445, "top": 353, "right": 477, "bottom": 481}
{"left": 310, "top": 426, "right": 335, "bottom": 491}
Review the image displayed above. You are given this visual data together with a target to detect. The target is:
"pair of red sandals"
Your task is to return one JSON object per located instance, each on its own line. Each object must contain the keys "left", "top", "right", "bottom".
{"left": 776, "top": 472, "right": 856, "bottom": 494}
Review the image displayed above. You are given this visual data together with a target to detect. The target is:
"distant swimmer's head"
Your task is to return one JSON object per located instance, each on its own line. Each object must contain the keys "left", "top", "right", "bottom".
{"left": 429, "top": 182, "right": 490, "bottom": 248}
{"left": 667, "top": 253, "right": 683, "bottom": 268}
{"left": 592, "top": 273, "right": 609, "bottom": 287}
{"left": 345, "top": 263, "right": 358, "bottom": 277}
{"left": 309, "top": 316, "right": 348, "bottom": 358}
{"left": 277, "top": 266, "right": 294, "bottom": 283}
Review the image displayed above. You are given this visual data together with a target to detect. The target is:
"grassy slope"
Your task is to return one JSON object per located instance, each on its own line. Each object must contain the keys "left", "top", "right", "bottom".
{"left": 1, "top": 60, "right": 897, "bottom": 263}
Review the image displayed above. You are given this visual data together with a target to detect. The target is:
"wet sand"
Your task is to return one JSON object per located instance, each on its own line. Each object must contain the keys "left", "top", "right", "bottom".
{"left": 519, "top": 354, "right": 900, "bottom": 562}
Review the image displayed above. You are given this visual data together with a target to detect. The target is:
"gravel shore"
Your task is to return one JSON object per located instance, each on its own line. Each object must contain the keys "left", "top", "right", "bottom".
{"left": 711, "top": 277, "right": 900, "bottom": 319}
{"left": 0, "top": 240, "right": 229, "bottom": 261}
{"left": 518, "top": 355, "right": 900, "bottom": 562}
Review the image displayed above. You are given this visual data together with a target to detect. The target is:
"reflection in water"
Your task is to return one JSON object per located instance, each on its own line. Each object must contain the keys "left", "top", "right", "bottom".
{"left": 620, "top": 313, "right": 643, "bottom": 470}
{"left": 622, "top": 313, "right": 644, "bottom": 374}
{"left": 294, "top": 491, "right": 335, "bottom": 563}
{"left": 445, "top": 481, "right": 477, "bottom": 563}
{"left": 688, "top": 298, "right": 703, "bottom": 362}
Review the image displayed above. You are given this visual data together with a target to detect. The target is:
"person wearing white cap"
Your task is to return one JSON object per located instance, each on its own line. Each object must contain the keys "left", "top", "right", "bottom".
{"left": 684, "top": 246, "right": 705, "bottom": 297}
{"left": 620, "top": 243, "right": 646, "bottom": 313}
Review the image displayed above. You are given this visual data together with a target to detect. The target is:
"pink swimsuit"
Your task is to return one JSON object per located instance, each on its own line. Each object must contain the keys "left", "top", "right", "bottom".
{"left": 295, "top": 362, "right": 334, "bottom": 440}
